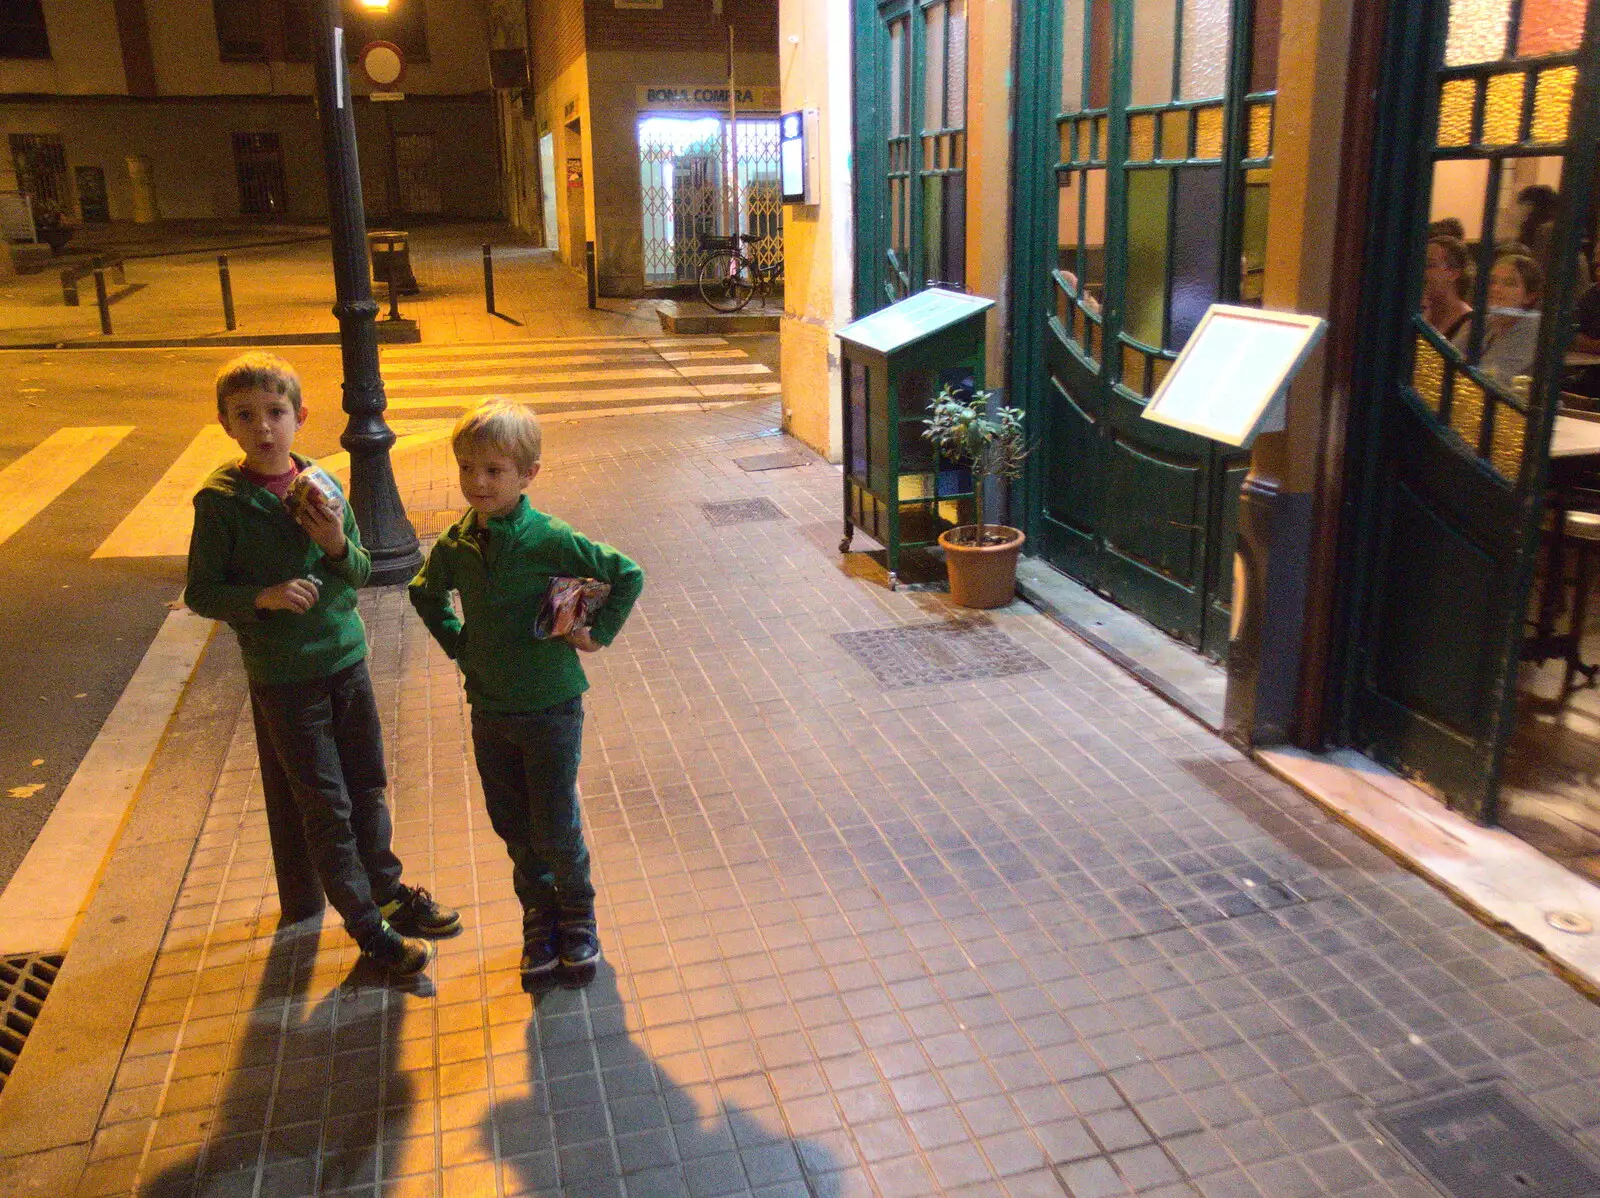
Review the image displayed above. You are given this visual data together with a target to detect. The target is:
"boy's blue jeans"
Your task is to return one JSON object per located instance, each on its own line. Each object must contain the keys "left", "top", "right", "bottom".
{"left": 470, "top": 696, "right": 594, "bottom": 920}
{"left": 249, "top": 659, "right": 404, "bottom": 948}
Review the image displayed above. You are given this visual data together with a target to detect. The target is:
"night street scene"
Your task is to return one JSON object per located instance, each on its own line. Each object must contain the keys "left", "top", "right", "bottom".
{"left": 7, "top": 2, "right": 1600, "bottom": 1197}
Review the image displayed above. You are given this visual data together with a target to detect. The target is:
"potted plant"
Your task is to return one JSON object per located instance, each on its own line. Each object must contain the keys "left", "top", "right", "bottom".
{"left": 922, "top": 385, "right": 1029, "bottom": 609}
{"left": 33, "top": 199, "right": 74, "bottom": 256}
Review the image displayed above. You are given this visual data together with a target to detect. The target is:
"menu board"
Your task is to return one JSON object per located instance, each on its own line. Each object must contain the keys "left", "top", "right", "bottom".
{"left": 837, "top": 288, "right": 995, "bottom": 357}
{"left": 1141, "top": 304, "right": 1326, "bottom": 447}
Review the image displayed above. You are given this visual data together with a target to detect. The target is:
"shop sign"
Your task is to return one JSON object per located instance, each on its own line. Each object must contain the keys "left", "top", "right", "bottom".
{"left": 637, "top": 85, "right": 782, "bottom": 112}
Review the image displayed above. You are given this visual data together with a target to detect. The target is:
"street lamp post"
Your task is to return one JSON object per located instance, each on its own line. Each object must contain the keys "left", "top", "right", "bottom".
{"left": 310, "top": 0, "right": 422, "bottom": 586}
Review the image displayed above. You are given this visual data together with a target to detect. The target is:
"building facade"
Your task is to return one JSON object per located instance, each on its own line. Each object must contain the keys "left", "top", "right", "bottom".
{"left": 783, "top": 0, "right": 1600, "bottom": 839}
{"left": 495, "top": 0, "right": 780, "bottom": 296}
{"left": 0, "top": 0, "right": 499, "bottom": 227}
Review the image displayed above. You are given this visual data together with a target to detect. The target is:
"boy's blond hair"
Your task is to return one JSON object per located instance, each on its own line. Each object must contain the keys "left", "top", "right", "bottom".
{"left": 215, "top": 351, "right": 302, "bottom": 415}
{"left": 452, "top": 401, "right": 543, "bottom": 473}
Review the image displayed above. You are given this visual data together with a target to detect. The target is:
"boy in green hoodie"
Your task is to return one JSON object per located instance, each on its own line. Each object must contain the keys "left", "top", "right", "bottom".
{"left": 409, "top": 401, "right": 643, "bottom": 979}
{"left": 185, "top": 352, "right": 460, "bottom": 978}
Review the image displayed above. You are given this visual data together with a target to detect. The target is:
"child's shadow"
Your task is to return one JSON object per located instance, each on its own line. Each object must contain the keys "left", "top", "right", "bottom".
{"left": 491, "top": 963, "right": 842, "bottom": 1196}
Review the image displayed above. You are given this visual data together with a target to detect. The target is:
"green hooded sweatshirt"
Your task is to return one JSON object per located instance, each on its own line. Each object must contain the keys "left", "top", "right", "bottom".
{"left": 408, "top": 496, "right": 643, "bottom": 714}
{"left": 184, "top": 455, "right": 372, "bottom": 685}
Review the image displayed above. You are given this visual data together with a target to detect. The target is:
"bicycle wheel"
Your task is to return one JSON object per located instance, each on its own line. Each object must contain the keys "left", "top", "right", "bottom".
{"left": 698, "top": 251, "right": 756, "bottom": 312}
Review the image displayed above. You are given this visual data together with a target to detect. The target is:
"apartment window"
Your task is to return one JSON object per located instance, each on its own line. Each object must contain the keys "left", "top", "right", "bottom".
{"left": 0, "top": 0, "right": 51, "bottom": 59}
{"left": 233, "top": 132, "right": 288, "bottom": 214}
{"left": 214, "top": 0, "right": 266, "bottom": 61}
{"left": 9, "top": 133, "right": 67, "bottom": 205}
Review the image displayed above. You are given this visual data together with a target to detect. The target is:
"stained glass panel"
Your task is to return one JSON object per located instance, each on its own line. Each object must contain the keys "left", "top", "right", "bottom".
{"left": 1240, "top": 172, "right": 1270, "bottom": 303}
{"left": 1195, "top": 106, "right": 1224, "bottom": 159}
{"left": 1160, "top": 109, "right": 1189, "bottom": 158}
{"left": 1180, "top": 0, "right": 1231, "bottom": 100}
{"left": 1131, "top": 0, "right": 1178, "bottom": 108}
{"left": 1413, "top": 336, "right": 1446, "bottom": 413}
{"left": 1437, "top": 78, "right": 1475, "bottom": 147}
{"left": 1490, "top": 403, "right": 1525, "bottom": 477}
{"left": 1124, "top": 168, "right": 1171, "bottom": 348}
{"left": 1516, "top": 0, "right": 1585, "bottom": 58}
{"left": 1247, "top": 102, "right": 1273, "bottom": 159}
{"left": 1151, "top": 355, "right": 1173, "bottom": 391}
{"left": 1083, "top": 167, "right": 1107, "bottom": 296}
{"left": 925, "top": 1, "right": 947, "bottom": 131}
{"left": 1089, "top": 0, "right": 1112, "bottom": 109}
{"left": 1122, "top": 343, "right": 1148, "bottom": 395}
{"left": 1062, "top": 0, "right": 1086, "bottom": 113}
{"left": 1452, "top": 373, "right": 1486, "bottom": 447}
{"left": 1444, "top": 0, "right": 1512, "bottom": 67}
{"left": 1170, "top": 166, "right": 1225, "bottom": 349}
{"left": 1129, "top": 113, "right": 1157, "bottom": 162}
{"left": 948, "top": 0, "right": 968, "bottom": 128}
{"left": 889, "top": 21, "right": 907, "bottom": 136}
{"left": 1482, "top": 72, "right": 1526, "bottom": 144}
{"left": 1530, "top": 66, "right": 1577, "bottom": 144}
{"left": 1251, "top": 0, "right": 1282, "bottom": 92}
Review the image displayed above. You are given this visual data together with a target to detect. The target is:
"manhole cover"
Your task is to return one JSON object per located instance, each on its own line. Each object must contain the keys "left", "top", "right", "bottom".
{"left": 1377, "top": 1082, "right": 1600, "bottom": 1197}
{"left": 734, "top": 451, "right": 809, "bottom": 472}
{"left": 700, "top": 498, "right": 787, "bottom": 526}
{"left": 834, "top": 619, "right": 1048, "bottom": 688}
{"left": 0, "top": 953, "right": 62, "bottom": 1094}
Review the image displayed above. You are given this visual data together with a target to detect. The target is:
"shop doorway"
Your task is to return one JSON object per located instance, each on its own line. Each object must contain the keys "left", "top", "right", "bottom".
{"left": 540, "top": 131, "right": 559, "bottom": 250}
{"left": 637, "top": 114, "right": 783, "bottom": 285}
{"left": 1006, "top": 0, "right": 1281, "bottom": 658}
{"left": 1341, "top": 0, "right": 1600, "bottom": 848}
{"left": 395, "top": 133, "right": 441, "bottom": 216}
{"left": 232, "top": 133, "right": 287, "bottom": 216}
{"left": 74, "top": 166, "right": 108, "bottom": 223}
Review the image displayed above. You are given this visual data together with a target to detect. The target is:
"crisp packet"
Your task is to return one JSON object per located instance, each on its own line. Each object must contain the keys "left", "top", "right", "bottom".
{"left": 284, "top": 465, "right": 345, "bottom": 523}
{"left": 534, "top": 576, "right": 612, "bottom": 639}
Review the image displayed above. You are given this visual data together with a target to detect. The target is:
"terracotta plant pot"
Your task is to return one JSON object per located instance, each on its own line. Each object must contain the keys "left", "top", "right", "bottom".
{"left": 938, "top": 525, "right": 1025, "bottom": 609}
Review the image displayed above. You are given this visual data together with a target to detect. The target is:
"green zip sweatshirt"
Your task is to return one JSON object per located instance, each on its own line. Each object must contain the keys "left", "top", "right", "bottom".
{"left": 408, "top": 496, "right": 643, "bottom": 715}
{"left": 184, "top": 455, "right": 372, "bottom": 685}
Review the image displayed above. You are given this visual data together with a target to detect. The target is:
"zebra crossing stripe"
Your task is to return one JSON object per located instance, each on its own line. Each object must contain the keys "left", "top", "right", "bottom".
{"left": 92, "top": 425, "right": 238, "bottom": 559}
{"left": 0, "top": 426, "right": 134, "bottom": 550}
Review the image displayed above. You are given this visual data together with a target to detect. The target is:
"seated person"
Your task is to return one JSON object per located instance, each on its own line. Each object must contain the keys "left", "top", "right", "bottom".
{"left": 1455, "top": 252, "right": 1542, "bottom": 388}
{"left": 1428, "top": 216, "right": 1466, "bottom": 241}
{"left": 1569, "top": 242, "right": 1600, "bottom": 397}
{"left": 1422, "top": 235, "right": 1472, "bottom": 341}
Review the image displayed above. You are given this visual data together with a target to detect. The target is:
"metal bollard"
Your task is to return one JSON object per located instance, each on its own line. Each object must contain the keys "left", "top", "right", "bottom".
{"left": 92, "top": 259, "right": 112, "bottom": 335}
{"left": 218, "top": 254, "right": 237, "bottom": 331}
{"left": 585, "top": 241, "right": 597, "bottom": 309}
{"left": 482, "top": 243, "right": 495, "bottom": 314}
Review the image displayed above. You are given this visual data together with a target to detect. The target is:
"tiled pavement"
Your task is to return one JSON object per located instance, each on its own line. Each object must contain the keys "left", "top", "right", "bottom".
{"left": 67, "top": 399, "right": 1600, "bottom": 1197}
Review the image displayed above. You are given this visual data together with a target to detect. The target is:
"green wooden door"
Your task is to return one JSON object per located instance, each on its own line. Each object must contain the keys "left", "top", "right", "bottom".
{"left": 1011, "top": 0, "right": 1279, "bottom": 657}
{"left": 1342, "top": 0, "right": 1600, "bottom": 821}
{"left": 855, "top": 0, "right": 970, "bottom": 309}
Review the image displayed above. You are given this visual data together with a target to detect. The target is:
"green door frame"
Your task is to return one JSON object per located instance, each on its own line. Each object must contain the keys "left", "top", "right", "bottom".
{"left": 1336, "top": 0, "right": 1600, "bottom": 821}
{"left": 1009, "top": 0, "right": 1268, "bottom": 656}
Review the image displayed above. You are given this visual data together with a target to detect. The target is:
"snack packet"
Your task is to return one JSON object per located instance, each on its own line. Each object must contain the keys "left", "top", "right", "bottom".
{"left": 284, "top": 465, "right": 345, "bottom": 524}
{"left": 534, "top": 577, "right": 612, "bottom": 640}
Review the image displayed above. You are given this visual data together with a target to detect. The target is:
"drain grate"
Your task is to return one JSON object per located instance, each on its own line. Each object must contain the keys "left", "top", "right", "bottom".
{"left": 700, "top": 497, "right": 787, "bottom": 526}
{"left": 0, "top": 953, "right": 63, "bottom": 1093}
{"left": 835, "top": 619, "right": 1048, "bottom": 688}
{"left": 1377, "top": 1082, "right": 1600, "bottom": 1197}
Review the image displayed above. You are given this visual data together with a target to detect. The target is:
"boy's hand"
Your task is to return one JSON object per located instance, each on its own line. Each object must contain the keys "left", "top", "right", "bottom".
{"left": 255, "top": 578, "right": 320, "bottom": 614}
{"left": 294, "top": 490, "right": 348, "bottom": 560}
{"left": 565, "top": 628, "right": 601, "bottom": 652}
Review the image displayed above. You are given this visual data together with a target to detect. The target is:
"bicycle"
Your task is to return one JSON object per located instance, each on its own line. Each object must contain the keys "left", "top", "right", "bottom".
{"left": 697, "top": 234, "right": 782, "bottom": 313}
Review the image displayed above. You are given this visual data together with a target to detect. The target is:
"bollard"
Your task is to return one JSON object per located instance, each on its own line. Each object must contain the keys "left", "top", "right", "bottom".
{"left": 585, "top": 241, "right": 597, "bottom": 309}
{"left": 385, "top": 255, "right": 402, "bottom": 322}
{"left": 92, "top": 259, "right": 112, "bottom": 335}
{"left": 482, "top": 243, "right": 495, "bottom": 314}
{"left": 218, "top": 254, "right": 237, "bottom": 331}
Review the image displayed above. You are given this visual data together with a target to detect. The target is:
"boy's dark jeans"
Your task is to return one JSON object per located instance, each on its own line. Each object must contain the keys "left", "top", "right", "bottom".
{"left": 471, "top": 696, "right": 593, "bottom": 919}
{"left": 249, "top": 659, "right": 403, "bottom": 947}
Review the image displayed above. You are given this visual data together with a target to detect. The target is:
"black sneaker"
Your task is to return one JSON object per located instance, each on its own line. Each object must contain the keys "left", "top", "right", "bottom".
{"left": 361, "top": 922, "right": 435, "bottom": 978}
{"left": 380, "top": 883, "right": 461, "bottom": 938}
{"left": 557, "top": 909, "right": 601, "bottom": 969}
{"left": 520, "top": 912, "right": 559, "bottom": 978}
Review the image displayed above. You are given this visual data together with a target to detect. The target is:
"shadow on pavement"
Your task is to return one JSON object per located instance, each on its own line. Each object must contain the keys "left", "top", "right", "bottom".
{"left": 490, "top": 962, "right": 842, "bottom": 1197}
{"left": 138, "top": 916, "right": 421, "bottom": 1198}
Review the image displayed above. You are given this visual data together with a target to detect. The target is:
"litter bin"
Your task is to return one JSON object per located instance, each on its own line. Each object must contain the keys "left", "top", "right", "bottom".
{"left": 367, "top": 230, "right": 419, "bottom": 295}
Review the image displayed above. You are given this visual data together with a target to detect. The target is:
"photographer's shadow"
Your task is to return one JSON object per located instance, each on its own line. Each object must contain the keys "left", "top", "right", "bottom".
{"left": 491, "top": 963, "right": 841, "bottom": 1196}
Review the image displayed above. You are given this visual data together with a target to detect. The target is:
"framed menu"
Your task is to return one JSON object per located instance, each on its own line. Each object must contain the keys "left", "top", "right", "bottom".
{"left": 1141, "top": 304, "right": 1326, "bottom": 447}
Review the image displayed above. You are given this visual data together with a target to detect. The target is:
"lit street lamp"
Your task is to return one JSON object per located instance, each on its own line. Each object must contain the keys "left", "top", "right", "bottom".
{"left": 310, "top": 0, "right": 421, "bottom": 587}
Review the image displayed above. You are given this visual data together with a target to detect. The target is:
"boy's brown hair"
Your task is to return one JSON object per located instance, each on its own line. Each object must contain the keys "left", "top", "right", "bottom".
{"left": 452, "top": 402, "right": 543, "bottom": 473}
{"left": 215, "top": 351, "right": 302, "bottom": 416}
